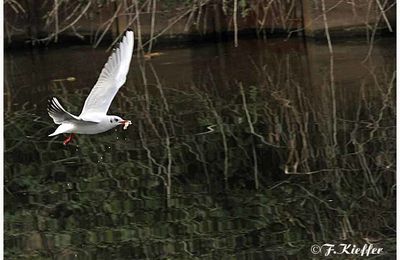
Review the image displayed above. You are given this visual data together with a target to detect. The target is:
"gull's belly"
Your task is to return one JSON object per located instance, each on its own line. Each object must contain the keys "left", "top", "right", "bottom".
{"left": 72, "top": 122, "right": 114, "bottom": 135}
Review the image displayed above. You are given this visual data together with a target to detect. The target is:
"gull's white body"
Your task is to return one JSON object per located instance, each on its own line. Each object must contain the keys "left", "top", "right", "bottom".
{"left": 48, "top": 116, "right": 117, "bottom": 136}
{"left": 48, "top": 30, "right": 134, "bottom": 138}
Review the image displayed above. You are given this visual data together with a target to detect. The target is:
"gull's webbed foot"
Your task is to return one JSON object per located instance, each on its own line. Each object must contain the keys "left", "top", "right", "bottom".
{"left": 63, "top": 133, "right": 75, "bottom": 145}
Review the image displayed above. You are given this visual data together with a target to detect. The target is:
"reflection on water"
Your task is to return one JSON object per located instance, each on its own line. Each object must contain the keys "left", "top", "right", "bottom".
{"left": 5, "top": 38, "right": 395, "bottom": 259}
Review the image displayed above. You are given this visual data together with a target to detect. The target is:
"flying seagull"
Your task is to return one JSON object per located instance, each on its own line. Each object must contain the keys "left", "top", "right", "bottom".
{"left": 48, "top": 29, "right": 134, "bottom": 145}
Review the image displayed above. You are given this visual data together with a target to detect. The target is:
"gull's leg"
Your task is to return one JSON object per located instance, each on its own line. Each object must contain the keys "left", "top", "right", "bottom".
{"left": 63, "top": 133, "right": 75, "bottom": 145}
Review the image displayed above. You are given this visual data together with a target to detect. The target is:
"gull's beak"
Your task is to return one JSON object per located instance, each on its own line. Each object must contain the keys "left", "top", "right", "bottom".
{"left": 119, "top": 120, "right": 128, "bottom": 125}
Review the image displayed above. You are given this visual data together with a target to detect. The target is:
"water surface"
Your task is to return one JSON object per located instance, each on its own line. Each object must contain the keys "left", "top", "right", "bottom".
{"left": 5, "top": 37, "right": 395, "bottom": 259}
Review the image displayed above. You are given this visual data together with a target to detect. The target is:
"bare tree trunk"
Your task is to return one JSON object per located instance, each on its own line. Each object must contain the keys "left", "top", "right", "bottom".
{"left": 28, "top": 0, "right": 39, "bottom": 40}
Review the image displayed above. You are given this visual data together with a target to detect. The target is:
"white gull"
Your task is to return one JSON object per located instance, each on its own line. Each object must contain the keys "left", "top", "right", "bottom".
{"left": 48, "top": 29, "right": 134, "bottom": 145}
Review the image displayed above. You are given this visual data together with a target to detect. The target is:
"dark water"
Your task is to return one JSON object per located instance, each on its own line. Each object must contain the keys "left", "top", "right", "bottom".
{"left": 5, "top": 37, "right": 395, "bottom": 259}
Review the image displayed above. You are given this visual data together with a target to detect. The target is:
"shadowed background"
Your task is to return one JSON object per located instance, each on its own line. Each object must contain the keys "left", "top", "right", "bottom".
{"left": 4, "top": 0, "right": 396, "bottom": 259}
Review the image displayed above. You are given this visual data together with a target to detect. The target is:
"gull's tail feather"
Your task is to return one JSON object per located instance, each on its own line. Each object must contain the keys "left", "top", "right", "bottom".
{"left": 48, "top": 130, "right": 59, "bottom": 137}
{"left": 48, "top": 123, "right": 73, "bottom": 137}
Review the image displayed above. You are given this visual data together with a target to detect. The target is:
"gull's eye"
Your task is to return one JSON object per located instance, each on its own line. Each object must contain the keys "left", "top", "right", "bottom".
{"left": 114, "top": 118, "right": 118, "bottom": 122}
{"left": 110, "top": 119, "right": 112, "bottom": 123}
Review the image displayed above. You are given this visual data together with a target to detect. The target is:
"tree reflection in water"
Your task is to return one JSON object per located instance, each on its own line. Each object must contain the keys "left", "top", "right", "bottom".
{"left": 5, "top": 38, "right": 395, "bottom": 259}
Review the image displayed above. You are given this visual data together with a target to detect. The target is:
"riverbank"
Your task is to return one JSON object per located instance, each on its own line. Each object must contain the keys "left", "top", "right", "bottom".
{"left": 5, "top": 0, "right": 395, "bottom": 49}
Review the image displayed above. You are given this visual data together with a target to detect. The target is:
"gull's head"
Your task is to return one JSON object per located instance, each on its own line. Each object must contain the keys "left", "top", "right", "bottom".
{"left": 108, "top": 115, "right": 132, "bottom": 130}
{"left": 108, "top": 116, "right": 128, "bottom": 126}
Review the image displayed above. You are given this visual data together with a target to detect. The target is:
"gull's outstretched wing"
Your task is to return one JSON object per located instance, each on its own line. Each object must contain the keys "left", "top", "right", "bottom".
{"left": 79, "top": 30, "right": 134, "bottom": 120}
{"left": 48, "top": 97, "right": 81, "bottom": 124}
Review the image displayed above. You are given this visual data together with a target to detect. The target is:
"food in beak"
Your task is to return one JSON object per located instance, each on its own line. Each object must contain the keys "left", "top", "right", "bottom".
{"left": 122, "top": 120, "right": 132, "bottom": 130}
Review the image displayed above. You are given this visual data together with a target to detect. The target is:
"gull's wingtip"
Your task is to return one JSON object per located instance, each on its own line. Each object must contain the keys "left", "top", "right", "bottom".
{"left": 126, "top": 28, "right": 134, "bottom": 38}
{"left": 125, "top": 29, "right": 134, "bottom": 43}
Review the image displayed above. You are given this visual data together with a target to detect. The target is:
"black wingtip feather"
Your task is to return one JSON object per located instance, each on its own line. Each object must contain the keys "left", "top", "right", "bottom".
{"left": 47, "top": 98, "right": 54, "bottom": 109}
{"left": 47, "top": 97, "right": 62, "bottom": 114}
{"left": 126, "top": 28, "right": 133, "bottom": 32}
